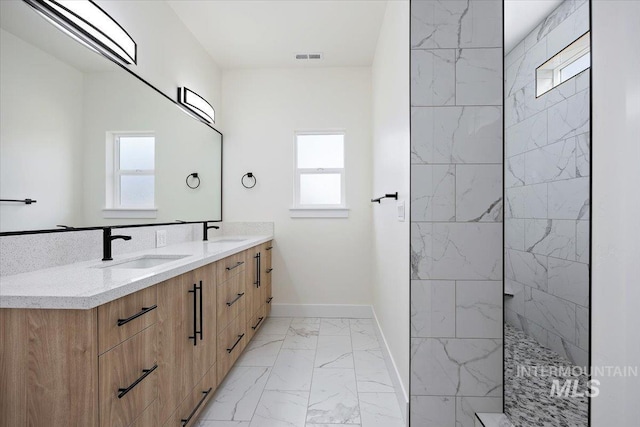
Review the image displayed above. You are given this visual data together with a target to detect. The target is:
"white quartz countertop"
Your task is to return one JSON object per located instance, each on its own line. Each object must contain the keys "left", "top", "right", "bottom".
{"left": 0, "top": 235, "right": 272, "bottom": 310}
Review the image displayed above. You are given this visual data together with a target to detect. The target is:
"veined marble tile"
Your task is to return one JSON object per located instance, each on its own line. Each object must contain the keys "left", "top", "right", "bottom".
{"left": 576, "top": 220, "right": 589, "bottom": 263}
{"left": 576, "top": 68, "right": 590, "bottom": 93}
{"left": 315, "top": 335, "right": 354, "bottom": 369}
{"left": 524, "top": 79, "right": 576, "bottom": 120}
{"left": 258, "top": 317, "right": 292, "bottom": 336}
{"left": 291, "top": 317, "right": 321, "bottom": 325}
{"left": 505, "top": 110, "right": 547, "bottom": 156}
{"left": 525, "top": 0, "right": 588, "bottom": 49}
{"left": 411, "top": 106, "right": 503, "bottom": 164}
{"left": 319, "top": 318, "right": 351, "bottom": 336}
{"left": 576, "top": 305, "right": 589, "bottom": 350}
{"left": 411, "top": 338, "right": 502, "bottom": 396}
{"left": 203, "top": 367, "right": 270, "bottom": 421}
{"left": 506, "top": 41, "right": 546, "bottom": 98}
{"left": 505, "top": 41, "right": 525, "bottom": 68}
{"left": 524, "top": 288, "right": 576, "bottom": 343}
{"left": 576, "top": 133, "right": 590, "bottom": 178}
{"left": 411, "top": 50, "right": 456, "bottom": 106}
{"left": 283, "top": 322, "right": 320, "bottom": 350}
{"left": 546, "top": 2, "right": 590, "bottom": 56}
{"left": 410, "top": 396, "right": 455, "bottom": 427}
{"left": 411, "top": 165, "right": 455, "bottom": 221}
{"left": 198, "top": 421, "right": 250, "bottom": 427}
{"left": 307, "top": 368, "right": 360, "bottom": 424}
{"left": 456, "top": 397, "right": 503, "bottom": 427}
{"left": 505, "top": 219, "right": 525, "bottom": 251}
{"left": 411, "top": 223, "right": 502, "bottom": 280}
{"left": 504, "top": 89, "right": 526, "bottom": 129}
{"left": 523, "top": 184, "right": 548, "bottom": 219}
{"left": 548, "top": 257, "right": 589, "bottom": 307}
{"left": 265, "top": 349, "right": 315, "bottom": 391}
{"left": 455, "top": 164, "right": 503, "bottom": 222}
{"left": 235, "top": 335, "right": 284, "bottom": 367}
{"left": 354, "top": 350, "right": 394, "bottom": 393}
{"left": 249, "top": 390, "right": 309, "bottom": 427}
{"left": 504, "top": 280, "right": 525, "bottom": 315}
{"left": 547, "top": 89, "right": 590, "bottom": 144}
{"left": 456, "top": 48, "right": 502, "bottom": 105}
{"left": 505, "top": 249, "right": 547, "bottom": 291}
{"left": 359, "top": 392, "right": 404, "bottom": 427}
{"left": 524, "top": 139, "right": 576, "bottom": 185}
{"left": 548, "top": 177, "right": 590, "bottom": 220}
{"left": 505, "top": 154, "right": 525, "bottom": 188}
{"left": 455, "top": 281, "right": 503, "bottom": 339}
{"left": 306, "top": 425, "right": 360, "bottom": 427}
{"left": 411, "top": 0, "right": 501, "bottom": 49}
{"left": 350, "top": 320, "right": 380, "bottom": 351}
{"left": 524, "top": 219, "right": 577, "bottom": 260}
{"left": 411, "top": 280, "right": 455, "bottom": 338}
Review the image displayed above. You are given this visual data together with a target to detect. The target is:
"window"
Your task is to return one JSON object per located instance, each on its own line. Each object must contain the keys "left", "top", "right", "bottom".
{"left": 536, "top": 32, "right": 590, "bottom": 97}
{"left": 104, "top": 133, "right": 156, "bottom": 217}
{"left": 291, "top": 132, "right": 347, "bottom": 218}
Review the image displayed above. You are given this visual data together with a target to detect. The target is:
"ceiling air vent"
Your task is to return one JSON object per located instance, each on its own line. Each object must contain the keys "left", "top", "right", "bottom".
{"left": 295, "top": 53, "right": 323, "bottom": 61}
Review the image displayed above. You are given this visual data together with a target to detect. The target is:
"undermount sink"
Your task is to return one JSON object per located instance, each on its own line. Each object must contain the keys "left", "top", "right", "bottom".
{"left": 99, "top": 255, "right": 189, "bottom": 269}
{"left": 209, "top": 238, "right": 247, "bottom": 243}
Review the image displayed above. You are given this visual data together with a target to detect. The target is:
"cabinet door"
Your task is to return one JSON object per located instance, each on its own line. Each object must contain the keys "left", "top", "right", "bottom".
{"left": 244, "top": 246, "right": 260, "bottom": 340}
{"left": 157, "top": 266, "right": 216, "bottom": 424}
{"left": 262, "top": 242, "right": 273, "bottom": 315}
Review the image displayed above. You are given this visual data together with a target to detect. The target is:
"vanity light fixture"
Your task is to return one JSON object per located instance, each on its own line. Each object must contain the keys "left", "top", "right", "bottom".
{"left": 23, "top": 0, "right": 137, "bottom": 65}
{"left": 177, "top": 87, "right": 215, "bottom": 124}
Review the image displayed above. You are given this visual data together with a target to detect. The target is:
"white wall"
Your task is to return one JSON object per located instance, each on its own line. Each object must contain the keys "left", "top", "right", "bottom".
{"left": 591, "top": 1, "right": 640, "bottom": 425}
{"left": 0, "top": 29, "right": 84, "bottom": 232}
{"left": 371, "top": 0, "right": 410, "bottom": 399}
{"left": 221, "top": 68, "right": 373, "bottom": 307}
{"left": 96, "top": 0, "right": 222, "bottom": 128}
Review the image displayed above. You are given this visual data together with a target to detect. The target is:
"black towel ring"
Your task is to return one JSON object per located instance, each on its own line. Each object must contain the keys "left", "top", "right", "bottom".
{"left": 242, "top": 172, "right": 257, "bottom": 189}
{"left": 186, "top": 172, "right": 200, "bottom": 189}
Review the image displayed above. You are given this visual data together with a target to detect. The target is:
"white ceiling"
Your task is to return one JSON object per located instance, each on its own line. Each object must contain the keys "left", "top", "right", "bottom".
{"left": 505, "top": 0, "right": 564, "bottom": 53}
{"left": 167, "top": 0, "right": 388, "bottom": 69}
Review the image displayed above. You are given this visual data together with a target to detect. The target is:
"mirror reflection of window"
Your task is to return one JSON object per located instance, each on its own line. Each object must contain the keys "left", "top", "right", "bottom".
{"left": 113, "top": 134, "right": 155, "bottom": 209}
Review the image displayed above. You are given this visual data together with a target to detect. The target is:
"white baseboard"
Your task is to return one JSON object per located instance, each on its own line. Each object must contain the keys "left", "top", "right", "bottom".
{"left": 270, "top": 303, "right": 409, "bottom": 426}
{"left": 371, "top": 308, "right": 409, "bottom": 427}
{"left": 270, "top": 303, "right": 373, "bottom": 318}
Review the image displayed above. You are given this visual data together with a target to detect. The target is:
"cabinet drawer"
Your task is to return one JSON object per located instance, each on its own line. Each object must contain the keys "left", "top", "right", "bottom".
{"left": 216, "top": 251, "right": 246, "bottom": 283}
{"left": 162, "top": 365, "right": 217, "bottom": 427}
{"left": 217, "top": 273, "right": 246, "bottom": 333}
{"left": 99, "top": 286, "right": 157, "bottom": 354}
{"left": 217, "top": 315, "right": 246, "bottom": 382}
{"left": 248, "top": 304, "right": 267, "bottom": 340}
{"left": 130, "top": 400, "right": 158, "bottom": 427}
{"left": 99, "top": 325, "right": 158, "bottom": 427}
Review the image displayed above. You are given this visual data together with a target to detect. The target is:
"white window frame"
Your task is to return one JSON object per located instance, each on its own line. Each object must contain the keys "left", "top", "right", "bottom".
{"left": 103, "top": 132, "right": 157, "bottom": 218}
{"left": 536, "top": 32, "right": 590, "bottom": 97}
{"left": 290, "top": 130, "right": 349, "bottom": 218}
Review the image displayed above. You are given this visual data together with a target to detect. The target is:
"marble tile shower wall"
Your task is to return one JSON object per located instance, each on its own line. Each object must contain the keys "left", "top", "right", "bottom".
{"left": 410, "top": 1, "right": 503, "bottom": 426}
{"left": 504, "top": 0, "right": 590, "bottom": 368}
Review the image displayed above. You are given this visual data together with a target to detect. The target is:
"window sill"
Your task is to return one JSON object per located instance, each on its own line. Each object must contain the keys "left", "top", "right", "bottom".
{"left": 289, "top": 207, "right": 350, "bottom": 218}
{"left": 102, "top": 208, "right": 158, "bottom": 219}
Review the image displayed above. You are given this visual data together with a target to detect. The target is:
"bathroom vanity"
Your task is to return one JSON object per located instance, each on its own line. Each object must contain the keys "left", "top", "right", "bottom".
{"left": 0, "top": 236, "right": 273, "bottom": 427}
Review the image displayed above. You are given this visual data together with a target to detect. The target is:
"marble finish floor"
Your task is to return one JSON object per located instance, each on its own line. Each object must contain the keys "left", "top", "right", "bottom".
{"left": 198, "top": 317, "right": 405, "bottom": 427}
{"left": 505, "top": 324, "right": 588, "bottom": 427}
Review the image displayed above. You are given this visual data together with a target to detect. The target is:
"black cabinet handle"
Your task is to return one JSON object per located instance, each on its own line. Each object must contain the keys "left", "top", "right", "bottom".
{"left": 226, "top": 334, "right": 245, "bottom": 353}
{"left": 117, "top": 364, "right": 157, "bottom": 399}
{"left": 226, "top": 292, "right": 245, "bottom": 307}
{"left": 251, "top": 317, "right": 264, "bottom": 330}
{"left": 225, "top": 261, "right": 244, "bottom": 271}
{"left": 257, "top": 253, "right": 261, "bottom": 288}
{"left": 266, "top": 246, "right": 273, "bottom": 251}
{"left": 267, "top": 297, "right": 273, "bottom": 304}
{"left": 188, "top": 282, "right": 202, "bottom": 346}
{"left": 117, "top": 305, "right": 157, "bottom": 326}
{"left": 199, "top": 281, "right": 203, "bottom": 341}
{"left": 180, "top": 387, "right": 213, "bottom": 426}
{"left": 266, "top": 268, "right": 273, "bottom": 273}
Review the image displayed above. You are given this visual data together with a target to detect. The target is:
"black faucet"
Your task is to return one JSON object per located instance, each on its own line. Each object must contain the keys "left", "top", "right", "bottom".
{"left": 203, "top": 222, "right": 220, "bottom": 241}
{"left": 102, "top": 227, "right": 132, "bottom": 261}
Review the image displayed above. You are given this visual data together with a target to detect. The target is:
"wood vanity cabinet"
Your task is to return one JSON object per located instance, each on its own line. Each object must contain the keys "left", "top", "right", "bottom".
{"left": 0, "top": 241, "right": 273, "bottom": 427}
{"left": 156, "top": 264, "right": 217, "bottom": 425}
